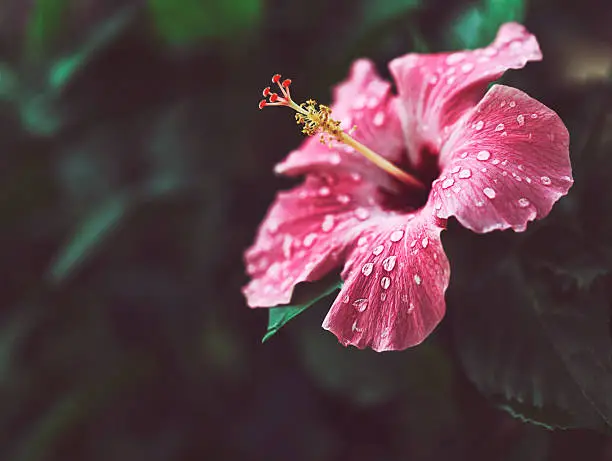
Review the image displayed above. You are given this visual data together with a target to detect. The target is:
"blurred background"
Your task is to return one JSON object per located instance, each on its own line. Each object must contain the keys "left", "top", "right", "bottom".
{"left": 0, "top": 0, "right": 611, "bottom": 460}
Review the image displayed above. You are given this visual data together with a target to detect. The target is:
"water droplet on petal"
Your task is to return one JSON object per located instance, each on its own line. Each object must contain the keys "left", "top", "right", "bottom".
{"left": 483, "top": 47, "right": 498, "bottom": 57}
{"left": 476, "top": 150, "right": 491, "bottom": 161}
{"left": 421, "top": 237, "right": 429, "bottom": 248}
{"left": 518, "top": 198, "right": 530, "bottom": 208}
{"left": 381, "top": 277, "right": 391, "bottom": 290}
{"left": 342, "top": 295, "right": 349, "bottom": 303}
{"left": 373, "top": 111, "right": 385, "bottom": 126}
{"left": 354, "top": 207, "right": 370, "bottom": 220}
{"left": 516, "top": 114, "right": 525, "bottom": 126}
{"left": 413, "top": 274, "right": 422, "bottom": 285}
{"left": 337, "top": 194, "right": 351, "bottom": 204}
{"left": 446, "top": 52, "right": 465, "bottom": 64}
{"left": 382, "top": 256, "right": 397, "bottom": 272}
{"left": 380, "top": 292, "right": 387, "bottom": 301}
{"left": 358, "top": 236, "right": 368, "bottom": 246}
{"left": 483, "top": 187, "right": 496, "bottom": 199}
{"left": 442, "top": 178, "right": 454, "bottom": 189}
{"left": 460, "top": 151, "right": 468, "bottom": 159}
{"left": 372, "top": 245, "right": 384, "bottom": 256}
{"left": 531, "top": 113, "right": 538, "bottom": 119}
{"left": 458, "top": 169, "right": 472, "bottom": 179}
{"left": 509, "top": 101, "right": 516, "bottom": 108}
{"left": 451, "top": 165, "right": 461, "bottom": 174}
{"left": 390, "top": 230, "right": 404, "bottom": 242}
{"left": 303, "top": 233, "right": 317, "bottom": 247}
{"left": 495, "top": 123, "right": 505, "bottom": 132}
{"left": 461, "top": 62, "right": 475, "bottom": 73}
{"left": 408, "top": 303, "right": 415, "bottom": 313}
{"left": 474, "top": 121, "right": 484, "bottom": 131}
{"left": 321, "top": 215, "right": 335, "bottom": 232}
{"left": 517, "top": 164, "right": 525, "bottom": 171}
{"left": 525, "top": 177, "right": 532, "bottom": 184}
{"left": 353, "top": 298, "right": 368, "bottom": 312}
{"left": 350, "top": 172, "right": 362, "bottom": 182}
{"left": 319, "top": 186, "right": 331, "bottom": 197}
{"left": 540, "top": 176, "right": 552, "bottom": 185}
{"left": 361, "top": 262, "right": 373, "bottom": 276}
{"left": 492, "top": 159, "right": 500, "bottom": 165}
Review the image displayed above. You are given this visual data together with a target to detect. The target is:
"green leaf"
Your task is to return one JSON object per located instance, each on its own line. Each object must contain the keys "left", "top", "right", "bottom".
{"left": 360, "top": 0, "right": 421, "bottom": 32}
{"left": 24, "top": 0, "right": 70, "bottom": 60}
{"left": 262, "top": 279, "right": 342, "bottom": 343}
{"left": 449, "top": 0, "right": 526, "bottom": 49}
{"left": 47, "top": 193, "right": 132, "bottom": 284}
{"left": 148, "top": 0, "right": 262, "bottom": 44}
{"left": 449, "top": 227, "right": 612, "bottom": 431}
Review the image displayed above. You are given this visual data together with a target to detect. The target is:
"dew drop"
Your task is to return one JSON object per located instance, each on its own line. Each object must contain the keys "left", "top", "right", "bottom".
{"left": 421, "top": 237, "right": 429, "bottom": 248}
{"left": 461, "top": 62, "right": 475, "bottom": 73}
{"left": 413, "top": 274, "right": 422, "bottom": 285}
{"left": 442, "top": 178, "right": 455, "bottom": 189}
{"left": 509, "top": 101, "right": 516, "bottom": 108}
{"left": 382, "top": 256, "right": 397, "bottom": 272}
{"left": 451, "top": 165, "right": 461, "bottom": 174}
{"left": 373, "top": 111, "right": 386, "bottom": 126}
{"left": 458, "top": 168, "right": 472, "bottom": 179}
{"left": 525, "top": 177, "right": 532, "bottom": 184}
{"left": 540, "top": 176, "right": 552, "bottom": 185}
{"left": 446, "top": 52, "right": 465, "bottom": 64}
{"left": 447, "top": 76, "right": 456, "bottom": 85}
{"left": 561, "top": 175, "right": 572, "bottom": 182}
{"left": 358, "top": 236, "right": 368, "bottom": 246}
{"left": 390, "top": 230, "right": 404, "bottom": 242}
{"left": 517, "top": 164, "right": 525, "bottom": 171}
{"left": 460, "top": 151, "right": 468, "bottom": 159}
{"left": 483, "top": 47, "right": 498, "bottom": 57}
{"left": 516, "top": 114, "right": 525, "bottom": 126}
{"left": 483, "top": 187, "right": 496, "bottom": 199}
{"left": 380, "top": 292, "right": 387, "bottom": 301}
{"left": 321, "top": 215, "right": 335, "bottom": 232}
{"left": 350, "top": 172, "right": 362, "bottom": 182}
{"left": 303, "top": 233, "right": 317, "bottom": 247}
{"left": 401, "top": 293, "right": 409, "bottom": 303}
{"left": 481, "top": 167, "right": 487, "bottom": 173}
{"left": 342, "top": 295, "right": 350, "bottom": 304}
{"left": 408, "top": 303, "right": 415, "bottom": 313}
{"left": 518, "top": 198, "right": 530, "bottom": 208}
{"left": 319, "top": 186, "right": 331, "bottom": 197}
{"left": 361, "top": 262, "right": 374, "bottom": 276}
{"left": 495, "top": 123, "right": 505, "bottom": 132}
{"left": 353, "top": 298, "right": 368, "bottom": 312}
{"left": 491, "top": 159, "right": 500, "bottom": 165}
{"left": 372, "top": 245, "right": 384, "bottom": 256}
{"left": 381, "top": 277, "right": 391, "bottom": 290}
{"left": 337, "top": 194, "right": 351, "bottom": 204}
{"left": 531, "top": 113, "right": 538, "bottom": 119}
{"left": 474, "top": 121, "right": 484, "bottom": 131}
{"left": 476, "top": 150, "right": 491, "bottom": 161}
{"left": 355, "top": 207, "right": 370, "bottom": 220}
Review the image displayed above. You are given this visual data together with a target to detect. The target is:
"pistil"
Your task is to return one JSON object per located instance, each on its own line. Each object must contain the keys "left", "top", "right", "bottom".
{"left": 259, "top": 74, "right": 425, "bottom": 190}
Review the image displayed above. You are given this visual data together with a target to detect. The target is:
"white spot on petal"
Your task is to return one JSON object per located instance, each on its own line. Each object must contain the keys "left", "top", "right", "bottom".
{"left": 390, "top": 230, "right": 404, "bottom": 242}
{"left": 476, "top": 150, "right": 491, "bottom": 161}
{"left": 483, "top": 187, "right": 496, "bottom": 199}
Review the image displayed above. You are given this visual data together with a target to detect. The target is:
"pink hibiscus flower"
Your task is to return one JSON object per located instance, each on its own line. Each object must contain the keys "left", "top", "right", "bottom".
{"left": 244, "top": 23, "right": 573, "bottom": 352}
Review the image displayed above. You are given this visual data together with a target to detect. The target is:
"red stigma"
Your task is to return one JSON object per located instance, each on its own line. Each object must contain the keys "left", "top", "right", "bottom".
{"left": 282, "top": 79, "right": 292, "bottom": 88}
{"left": 272, "top": 74, "right": 281, "bottom": 83}
{"left": 258, "top": 100, "right": 267, "bottom": 110}
{"left": 262, "top": 87, "right": 271, "bottom": 97}
{"left": 269, "top": 93, "right": 279, "bottom": 103}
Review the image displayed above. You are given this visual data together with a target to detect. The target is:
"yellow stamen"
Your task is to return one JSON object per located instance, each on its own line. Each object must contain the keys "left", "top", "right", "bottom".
{"left": 260, "top": 76, "right": 425, "bottom": 190}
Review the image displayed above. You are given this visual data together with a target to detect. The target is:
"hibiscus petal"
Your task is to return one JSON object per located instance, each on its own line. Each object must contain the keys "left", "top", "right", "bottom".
{"left": 275, "top": 59, "right": 406, "bottom": 191}
{"left": 322, "top": 209, "right": 450, "bottom": 352}
{"left": 430, "top": 84, "right": 572, "bottom": 233}
{"left": 389, "top": 22, "right": 542, "bottom": 167}
{"left": 243, "top": 172, "right": 381, "bottom": 307}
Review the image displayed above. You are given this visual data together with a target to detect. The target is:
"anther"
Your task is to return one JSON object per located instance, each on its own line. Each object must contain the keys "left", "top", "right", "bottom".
{"left": 269, "top": 93, "right": 279, "bottom": 103}
{"left": 282, "top": 79, "right": 292, "bottom": 88}
{"left": 262, "top": 87, "right": 271, "bottom": 97}
{"left": 272, "top": 74, "right": 281, "bottom": 83}
{"left": 258, "top": 100, "right": 267, "bottom": 110}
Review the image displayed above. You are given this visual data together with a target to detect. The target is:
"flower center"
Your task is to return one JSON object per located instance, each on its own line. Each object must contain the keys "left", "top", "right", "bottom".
{"left": 259, "top": 74, "right": 425, "bottom": 191}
